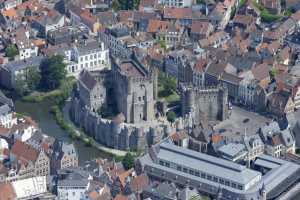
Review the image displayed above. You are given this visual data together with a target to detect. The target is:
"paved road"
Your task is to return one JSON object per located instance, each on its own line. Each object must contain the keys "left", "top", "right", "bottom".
{"left": 214, "top": 106, "right": 272, "bottom": 141}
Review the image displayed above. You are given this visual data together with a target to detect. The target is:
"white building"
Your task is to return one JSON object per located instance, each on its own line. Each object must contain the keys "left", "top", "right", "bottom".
{"left": 12, "top": 176, "right": 47, "bottom": 199}
{"left": 17, "top": 41, "right": 39, "bottom": 60}
{"left": 12, "top": 118, "right": 37, "bottom": 142}
{"left": 0, "top": 138, "right": 9, "bottom": 150}
{"left": 0, "top": 103, "right": 16, "bottom": 128}
{"left": 57, "top": 170, "right": 91, "bottom": 200}
{"left": 260, "top": 122, "right": 296, "bottom": 158}
{"left": 0, "top": 0, "right": 22, "bottom": 11}
{"left": 293, "top": 86, "right": 300, "bottom": 110}
{"left": 238, "top": 71, "right": 257, "bottom": 107}
{"left": 158, "top": 0, "right": 192, "bottom": 7}
{"left": 64, "top": 40, "right": 110, "bottom": 77}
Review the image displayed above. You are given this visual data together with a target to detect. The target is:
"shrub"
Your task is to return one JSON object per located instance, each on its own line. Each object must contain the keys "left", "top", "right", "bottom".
{"left": 122, "top": 153, "right": 135, "bottom": 170}
{"left": 167, "top": 111, "right": 176, "bottom": 123}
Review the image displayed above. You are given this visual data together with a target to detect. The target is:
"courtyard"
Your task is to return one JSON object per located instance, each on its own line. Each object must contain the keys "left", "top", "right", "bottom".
{"left": 213, "top": 106, "right": 272, "bottom": 141}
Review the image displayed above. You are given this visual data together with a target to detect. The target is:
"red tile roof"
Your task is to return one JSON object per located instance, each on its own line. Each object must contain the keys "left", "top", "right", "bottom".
{"left": 170, "top": 131, "right": 188, "bottom": 142}
{"left": 114, "top": 194, "right": 129, "bottom": 200}
{"left": 211, "top": 134, "right": 224, "bottom": 144}
{"left": 0, "top": 126, "right": 10, "bottom": 137}
{"left": 194, "top": 59, "right": 207, "bottom": 73}
{"left": 291, "top": 10, "right": 300, "bottom": 21}
{"left": 11, "top": 140, "right": 39, "bottom": 163}
{"left": 251, "top": 63, "right": 270, "bottom": 81}
{"left": 2, "top": 9, "right": 17, "bottom": 18}
{"left": 80, "top": 10, "right": 98, "bottom": 24}
{"left": 163, "top": 7, "right": 194, "bottom": 19}
{"left": 191, "top": 21, "right": 212, "bottom": 35}
{"left": 118, "top": 169, "right": 134, "bottom": 188}
{"left": 233, "top": 15, "right": 253, "bottom": 26}
{"left": 147, "top": 19, "right": 170, "bottom": 33}
{"left": 0, "top": 183, "right": 16, "bottom": 200}
{"left": 130, "top": 174, "right": 149, "bottom": 192}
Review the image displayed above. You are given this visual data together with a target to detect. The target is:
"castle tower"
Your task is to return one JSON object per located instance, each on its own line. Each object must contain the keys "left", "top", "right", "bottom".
{"left": 181, "top": 88, "right": 195, "bottom": 116}
{"left": 153, "top": 68, "right": 158, "bottom": 100}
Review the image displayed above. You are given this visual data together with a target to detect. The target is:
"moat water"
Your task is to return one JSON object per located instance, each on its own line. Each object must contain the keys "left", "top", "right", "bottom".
{"left": 14, "top": 99, "right": 109, "bottom": 164}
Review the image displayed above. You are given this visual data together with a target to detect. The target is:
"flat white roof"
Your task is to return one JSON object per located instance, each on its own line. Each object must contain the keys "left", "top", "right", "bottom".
{"left": 12, "top": 176, "right": 47, "bottom": 199}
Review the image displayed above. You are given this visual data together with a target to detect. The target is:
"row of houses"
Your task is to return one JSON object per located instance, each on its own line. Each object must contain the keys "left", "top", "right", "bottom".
{"left": 0, "top": 92, "right": 79, "bottom": 183}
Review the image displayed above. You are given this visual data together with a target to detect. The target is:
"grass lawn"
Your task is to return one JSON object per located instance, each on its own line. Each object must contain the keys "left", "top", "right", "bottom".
{"left": 165, "top": 92, "right": 180, "bottom": 103}
{"left": 158, "top": 84, "right": 180, "bottom": 104}
{"left": 252, "top": 0, "right": 282, "bottom": 23}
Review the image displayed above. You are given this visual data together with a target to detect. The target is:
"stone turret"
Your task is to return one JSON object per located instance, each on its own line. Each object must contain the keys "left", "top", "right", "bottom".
{"left": 186, "top": 89, "right": 195, "bottom": 113}
{"left": 180, "top": 84, "right": 229, "bottom": 123}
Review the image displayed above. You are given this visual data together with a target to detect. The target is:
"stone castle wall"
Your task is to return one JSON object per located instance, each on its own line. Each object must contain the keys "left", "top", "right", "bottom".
{"left": 181, "top": 85, "right": 229, "bottom": 123}
{"left": 70, "top": 97, "right": 165, "bottom": 151}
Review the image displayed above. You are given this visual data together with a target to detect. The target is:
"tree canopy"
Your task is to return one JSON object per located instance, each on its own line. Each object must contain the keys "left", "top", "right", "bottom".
{"left": 122, "top": 153, "right": 135, "bottom": 170}
{"left": 111, "top": 0, "right": 121, "bottom": 11}
{"left": 5, "top": 44, "right": 18, "bottom": 60}
{"left": 40, "top": 55, "right": 67, "bottom": 91}
{"left": 158, "top": 72, "right": 177, "bottom": 97}
{"left": 26, "top": 67, "right": 41, "bottom": 91}
{"left": 167, "top": 111, "right": 176, "bottom": 123}
{"left": 112, "top": 0, "right": 140, "bottom": 11}
{"left": 14, "top": 66, "right": 41, "bottom": 96}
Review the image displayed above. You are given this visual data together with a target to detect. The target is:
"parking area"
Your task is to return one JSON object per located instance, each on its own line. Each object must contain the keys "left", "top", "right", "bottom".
{"left": 214, "top": 106, "right": 272, "bottom": 141}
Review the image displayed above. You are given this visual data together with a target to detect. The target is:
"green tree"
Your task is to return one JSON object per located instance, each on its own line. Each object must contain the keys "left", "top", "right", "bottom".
{"left": 158, "top": 39, "right": 167, "bottom": 50}
{"left": 40, "top": 55, "right": 67, "bottom": 91}
{"left": 15, "top": 76, "right": 29, "bottom": 96}
{"left": 270, "top": 68, "right": 279, "bottom": 79}
{"left": 167, "top": 111, "right": 176, "bottom": 123}
{"left": 112, "top": 0, "right": 121, "bottom": 11}
{"left": 26, "top": 67, "right": 41, "bottom": 91}
{"left": 158, "top": 72, "right": 177, "bottom": 98}
{"left": 164, "top": 76, "right": 177, "bottom": 96}
{"left": 122, "top": 153, "right": 135, "bottom": 170}
{"left": 133, "top": 0, "right": 140, "bottom": 9}
{"left": 5, "top": 44, "right": 18, "bottom": 60}
{"left": 116, "top": 0, "right": 134, "bottom": 10}
{"left": 196, "top": 0, "right": 206, "bottom": 4}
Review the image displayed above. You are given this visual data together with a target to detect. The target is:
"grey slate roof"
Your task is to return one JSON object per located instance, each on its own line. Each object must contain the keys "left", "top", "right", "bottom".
{"left": 260, "top": 122, "right": 280, "bottom": 137}
{"left": 280, "top": 129, "right": 294, "bottom": 147}
{"left": 0, "top": 90, "right": 13, "bottom": 108}
{"left": 0, "top": 104, "right": 11, "bottom": 116}
{"left": 243, "top": 134, "right": 263, "bottom": 151}
{"left": 57, "top": 168, "right": 90, "bottom": 187}
{"left": 218, "top": 143, "right": 246, "bottom": 158}
{"left": 144, "top": 182, "right": 177, "bottom": 199}
{"left": 76, "top": 40, "right": 102, "bottom": 56}
{"left": 2, "top": 56, "right": 44, "bottom": 72}
{"left": 37, "top": 12, "right": 64, "bottom": 27}
{"left": 155, "top": 142, "right": 261, "bottom": 185}
{"left": 53, "top": 142, "right": 78, "bottom": 161}
{"left": 79, "top": 70, "right": 97, "bottom": 91}
{"left": 254, "top": 159, "right": 280, "bottom": 169}
{"left": 257, "top": 154, "right": 300, "bottom": 193}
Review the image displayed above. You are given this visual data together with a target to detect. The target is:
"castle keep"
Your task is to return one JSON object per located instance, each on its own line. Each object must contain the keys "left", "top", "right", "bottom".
{"left": 70, "top": 56, "right": 165, "bottom": 151}
{"left": 111, "top": 58, "right": 157, "bottom": 123}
